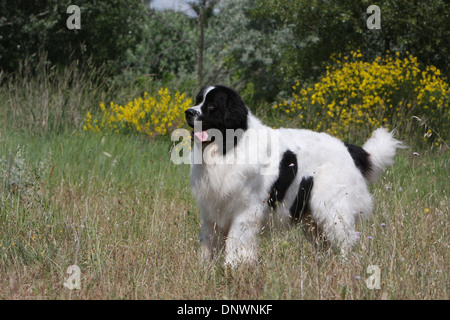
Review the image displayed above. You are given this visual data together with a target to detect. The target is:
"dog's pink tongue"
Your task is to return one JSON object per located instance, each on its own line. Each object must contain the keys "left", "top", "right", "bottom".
{"left": 194, "top": 131, "right": 208, "bottom": 142}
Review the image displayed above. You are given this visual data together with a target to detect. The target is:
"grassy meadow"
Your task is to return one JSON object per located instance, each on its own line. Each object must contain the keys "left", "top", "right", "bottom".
{"left": 0, "top": 64, "right": 448, "bottom": 300}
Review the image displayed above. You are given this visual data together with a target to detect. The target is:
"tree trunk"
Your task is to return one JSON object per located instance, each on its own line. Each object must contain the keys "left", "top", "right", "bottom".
{"left": 198, "top": 0, "right": 206, "bottom": 87}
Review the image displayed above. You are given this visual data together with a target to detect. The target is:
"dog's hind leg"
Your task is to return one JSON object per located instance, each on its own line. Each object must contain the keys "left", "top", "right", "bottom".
{"left": 307, "top": 164, "right": 372, "bottom": 255}
{"left": 299, "top": 209, "right": 330, "bottom": 251}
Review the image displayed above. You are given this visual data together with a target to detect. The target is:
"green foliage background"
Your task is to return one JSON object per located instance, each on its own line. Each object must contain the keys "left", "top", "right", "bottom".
{"left": 0, "top": 0, "right": 145, "bottom": 74}
{"left": 2, "top": 0, "right": 448, "bottom": 99}
{"left": 1, "top": 0, "right": 449, "bottom": 144}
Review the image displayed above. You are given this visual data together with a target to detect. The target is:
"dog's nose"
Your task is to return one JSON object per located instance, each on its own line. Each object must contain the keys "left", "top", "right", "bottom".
{"left": 185, "top": 108, "right": 198, "bottom": 117}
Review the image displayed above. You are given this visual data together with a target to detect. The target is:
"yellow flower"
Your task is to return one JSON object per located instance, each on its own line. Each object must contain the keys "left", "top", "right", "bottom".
{"left": 82, "top": 87, "right": 193, "bottom": 137}
{"left": 277, "top": 51, "right": 449, "bottom": 141}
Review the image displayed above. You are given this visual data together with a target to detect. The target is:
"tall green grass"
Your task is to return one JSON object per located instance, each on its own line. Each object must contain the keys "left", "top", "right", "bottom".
{"left": 0, "top": 129, "right": 448, "bottom": 299}
{"left": 0, "top": 131, "right": 196, "bottom": 298}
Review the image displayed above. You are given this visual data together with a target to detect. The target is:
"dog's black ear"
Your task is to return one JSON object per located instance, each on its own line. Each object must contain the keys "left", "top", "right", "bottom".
{"left": 195, "top": 86, "right": 208, "bottom": 105}
{"left": 223, "top": 87, "right": 248, "bottom": 131}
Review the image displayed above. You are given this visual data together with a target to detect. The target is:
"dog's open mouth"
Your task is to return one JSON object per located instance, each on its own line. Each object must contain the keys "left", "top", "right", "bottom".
{"left": 193, "top": 130, "right": 209, "bottom": 142}
{"left": 191, "top": 130, "right": 216, "bottom": 144}
{"left": 191, "top": 130, "right": 212, "bottom": 144}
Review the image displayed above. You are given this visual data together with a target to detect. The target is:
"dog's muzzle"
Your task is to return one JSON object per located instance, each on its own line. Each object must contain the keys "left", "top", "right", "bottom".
{"left": 185, "top": 108, "right": 199, "bottom": 128}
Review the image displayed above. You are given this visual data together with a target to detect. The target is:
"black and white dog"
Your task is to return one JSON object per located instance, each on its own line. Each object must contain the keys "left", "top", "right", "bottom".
{"left": 185, "top": 85, "right": 402, "bottom": 267}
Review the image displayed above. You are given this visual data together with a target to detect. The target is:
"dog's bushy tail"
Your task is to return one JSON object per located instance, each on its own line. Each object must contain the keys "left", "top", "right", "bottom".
{"left": 363, "top": 128, "right": 404, "bottom": 184}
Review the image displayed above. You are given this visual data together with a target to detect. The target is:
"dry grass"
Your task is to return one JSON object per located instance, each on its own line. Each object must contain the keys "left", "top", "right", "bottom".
{"left": 0, "top": 131, "right": 448, "bottom": 300}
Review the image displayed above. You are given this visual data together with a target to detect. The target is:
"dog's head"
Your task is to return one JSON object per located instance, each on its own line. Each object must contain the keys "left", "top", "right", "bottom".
{"left": 185, "top": 85, "right": 249, "bottom": 152}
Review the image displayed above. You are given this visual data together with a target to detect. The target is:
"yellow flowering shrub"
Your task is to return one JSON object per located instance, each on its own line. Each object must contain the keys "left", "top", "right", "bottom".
{"left": 83, "top": 87, "right": 192, "bottom": 137}
{"left": 275, "top": 51, "right": 449, "bottom": 142}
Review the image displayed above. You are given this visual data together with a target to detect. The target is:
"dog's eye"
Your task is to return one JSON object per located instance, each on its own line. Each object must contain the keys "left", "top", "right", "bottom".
{"left": 208, "top": 104, "right": 215, "bottom": 111}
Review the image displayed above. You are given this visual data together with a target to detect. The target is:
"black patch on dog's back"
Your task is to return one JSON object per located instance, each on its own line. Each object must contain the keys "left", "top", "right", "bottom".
{"left": 268, "top": 150, "right": 298, "bottom": 210}
{"left": 344, "top": 142, "right": 372, "bottom": 178}
{"left": 290, "top": 176, "right": 314, "bottom": 224}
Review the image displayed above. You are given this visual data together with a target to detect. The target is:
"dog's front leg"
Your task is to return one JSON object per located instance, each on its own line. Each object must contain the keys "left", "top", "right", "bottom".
{"left": 224, "top": 217, "right": 260, "bottom": 268}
